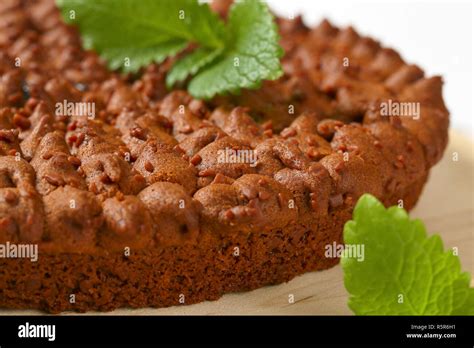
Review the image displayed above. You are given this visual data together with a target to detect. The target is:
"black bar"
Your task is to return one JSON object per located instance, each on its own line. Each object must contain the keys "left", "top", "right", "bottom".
{"left": 0, "top": 315, "right": 472, "bottom": 346}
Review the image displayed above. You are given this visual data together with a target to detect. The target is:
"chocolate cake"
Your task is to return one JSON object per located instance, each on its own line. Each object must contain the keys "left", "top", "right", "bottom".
{"left": 0, "top": 0, "right": 449, "bottom": 313}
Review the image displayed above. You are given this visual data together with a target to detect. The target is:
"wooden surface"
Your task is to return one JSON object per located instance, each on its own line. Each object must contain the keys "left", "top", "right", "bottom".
{"left": 2, "top": 131, "right": 473, "bottom": 316}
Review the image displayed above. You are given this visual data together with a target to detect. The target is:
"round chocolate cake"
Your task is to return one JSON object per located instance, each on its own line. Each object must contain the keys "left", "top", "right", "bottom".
{"left": 0, "top": 0, "right": 448, "bottom": 312}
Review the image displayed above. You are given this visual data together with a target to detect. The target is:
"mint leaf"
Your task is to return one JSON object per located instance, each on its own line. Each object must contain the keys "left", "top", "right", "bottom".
{"left": 342, "top": 194, "right": 474, "bottom": 315}
{"left": 188, "top": 0, "right": 284, "bottom": 99}
{"left": 102, "top": 41, "right": 187, "bottom": 72}
{"left": 56, "top": 0, "right": 283, "bottom": 98}
{"left": 452, "top": 277, "right": 474, "bottom": 315}
{"left": 166, "top": 47, "right": 223, "bottom": 87}
{"left": 56, "top": 0, "right": 226, "bottom": 73}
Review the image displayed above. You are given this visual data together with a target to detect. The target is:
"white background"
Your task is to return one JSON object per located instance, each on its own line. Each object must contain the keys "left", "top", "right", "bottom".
{"left": 267, "top": 0, "right": 473, "bottom": 138}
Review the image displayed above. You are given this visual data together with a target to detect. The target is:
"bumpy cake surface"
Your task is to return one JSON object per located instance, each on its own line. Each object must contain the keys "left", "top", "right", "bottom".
{"left": 0, "top": 0, "right": 448, "bottom": 312}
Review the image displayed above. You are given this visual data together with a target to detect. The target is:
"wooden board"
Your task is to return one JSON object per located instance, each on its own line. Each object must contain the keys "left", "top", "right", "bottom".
{"left": 2, "top": 131, "right": 473, "bottom": 315}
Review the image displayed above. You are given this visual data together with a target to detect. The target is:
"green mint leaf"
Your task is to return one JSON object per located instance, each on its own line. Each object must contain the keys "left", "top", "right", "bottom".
{"left": 452, "top": 280, "right": 474, "bottom": 315}
{"left": 188, "top": 0, "right": 284, "bottom": 99}
{"left": 342, "top": 194, "right": 474, "bottom": 315}
{"left": 57, "top": 0, "right": 283, "bottom": 98}
{"left": 56, "top": 0, "right": 226, "bottom": 73}
{"left": 102, "top": 41, "right": 187, "bottom": 72}
{"left": 166, "top": 47, "right": 223, "bottom": 88}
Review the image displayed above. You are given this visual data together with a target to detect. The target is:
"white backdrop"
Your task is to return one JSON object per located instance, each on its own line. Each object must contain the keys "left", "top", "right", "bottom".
{"left": 267, "top": 0, "right": 473, "bottom": 138}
